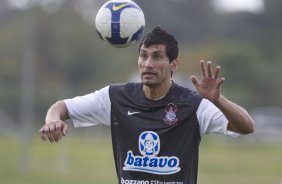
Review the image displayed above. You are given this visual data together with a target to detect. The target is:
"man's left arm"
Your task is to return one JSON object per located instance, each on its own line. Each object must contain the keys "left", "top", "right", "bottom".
{"left": 214, "top": 95, "right": 254, "bottom": 134}
{"left": 191, "top": 60, "right": 254, "bottom": 135}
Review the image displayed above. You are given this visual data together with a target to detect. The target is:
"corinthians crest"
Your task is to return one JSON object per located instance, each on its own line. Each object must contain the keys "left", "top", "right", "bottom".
{"left": 163, "top": 103, "right": 179, "bottom": 126}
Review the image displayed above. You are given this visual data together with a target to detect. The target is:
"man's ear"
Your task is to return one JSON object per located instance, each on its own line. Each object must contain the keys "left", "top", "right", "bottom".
{"left": 170, "top": 58, "right": 179, "bottom": 72}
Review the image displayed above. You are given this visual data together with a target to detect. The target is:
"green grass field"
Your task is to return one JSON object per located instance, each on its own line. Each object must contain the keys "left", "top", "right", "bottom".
{"left": 0, "top": 135, "right": 281, "bottom": 184}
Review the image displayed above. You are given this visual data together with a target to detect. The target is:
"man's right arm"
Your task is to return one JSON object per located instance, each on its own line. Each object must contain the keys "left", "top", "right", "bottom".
{"left": 39, "top": 100, "right": 69, "bottom": 143}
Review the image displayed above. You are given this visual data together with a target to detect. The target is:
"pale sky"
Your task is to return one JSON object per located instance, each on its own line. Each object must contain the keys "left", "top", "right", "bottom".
{"left": 213, "top": 0, "right": 264, "bottom": 13}
{"left": 8, "top": 0, "right": 265, "bottom": 13}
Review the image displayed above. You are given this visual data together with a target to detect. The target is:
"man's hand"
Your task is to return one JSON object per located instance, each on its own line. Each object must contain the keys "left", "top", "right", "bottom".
{"left": 39, "top": 120, "right": 68, "bottom": 143}
{"left": 191, "top": 60, "right": 255, "bottom": 134}
{"left": 191, "top": 60, "right": 225, "bottom": 103}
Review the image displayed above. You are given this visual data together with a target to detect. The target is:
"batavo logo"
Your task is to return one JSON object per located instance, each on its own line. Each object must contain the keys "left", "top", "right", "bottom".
{"left": 123, "top": 131, "right": 181, "bottom": 175}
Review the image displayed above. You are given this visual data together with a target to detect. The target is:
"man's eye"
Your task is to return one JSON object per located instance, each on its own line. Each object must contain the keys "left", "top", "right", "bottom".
{"left": 153, "top": 55, "right": 161, "bottom": 60}
{"left": 139, "top": 54, "right": 147, "bottom": 59}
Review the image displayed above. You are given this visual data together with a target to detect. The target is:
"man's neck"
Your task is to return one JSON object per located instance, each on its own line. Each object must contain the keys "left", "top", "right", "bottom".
{"left": 143, "top": 80, "right": 172, "bottom": 101}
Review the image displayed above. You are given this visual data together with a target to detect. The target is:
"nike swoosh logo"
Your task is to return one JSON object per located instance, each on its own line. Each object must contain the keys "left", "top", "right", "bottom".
{"left": 127, "top": 110, "right": 141, "bottom": 116}
{"left": 112, "top": 4, "right": 129, "bottom": 11}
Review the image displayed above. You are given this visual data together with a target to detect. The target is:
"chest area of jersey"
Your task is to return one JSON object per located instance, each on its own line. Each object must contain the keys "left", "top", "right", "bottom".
{"left": 127, "top": 103, "right": 180, "bottom": 125}
{"left": 112, "top": 102, "right": 200, "bottom": 174}
{"left": 116, "top": 101, "right": 198, "bottom": 129}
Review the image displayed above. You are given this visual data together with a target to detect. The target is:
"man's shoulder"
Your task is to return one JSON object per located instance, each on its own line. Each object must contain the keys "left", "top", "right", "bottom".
{"left": 172, "top": 83, "right": 202, "bottom": 103}
{"left": 173, "top": 83, "right": 200, "bottom": 96}
{"left": 109, "top": 82, "right": 142, "bottom": 95}
{"left": 110, "top": 82, "right": 141, "bottom": 90}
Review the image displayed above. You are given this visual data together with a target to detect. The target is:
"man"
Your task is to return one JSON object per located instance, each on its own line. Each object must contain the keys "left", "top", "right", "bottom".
{"left": 39, "top": 26, "right": 254, "bottom": 184}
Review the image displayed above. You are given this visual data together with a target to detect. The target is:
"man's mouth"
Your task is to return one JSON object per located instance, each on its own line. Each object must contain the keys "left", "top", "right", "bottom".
{"left": 142, "top": 71, "right": 157, "bottom": 76}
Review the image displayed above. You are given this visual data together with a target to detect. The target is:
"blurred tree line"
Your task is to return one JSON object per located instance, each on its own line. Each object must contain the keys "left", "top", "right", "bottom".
{"left": 0, "top": 0, "right": 281, "bottom": 125}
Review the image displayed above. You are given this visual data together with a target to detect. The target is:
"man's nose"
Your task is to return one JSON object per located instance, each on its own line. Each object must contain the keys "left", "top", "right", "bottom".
{"left": 144, "top": 56, "right": 153, "bottom": 67}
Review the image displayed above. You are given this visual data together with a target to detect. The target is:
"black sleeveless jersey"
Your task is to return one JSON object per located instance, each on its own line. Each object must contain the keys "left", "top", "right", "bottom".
{"left": 109, "top": 82, "right": 203, "bottom": 184}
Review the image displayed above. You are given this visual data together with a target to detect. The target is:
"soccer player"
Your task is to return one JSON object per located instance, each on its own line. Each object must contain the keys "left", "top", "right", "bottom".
{"left": 39, "top": 26, "right": 254, "bottom": 184}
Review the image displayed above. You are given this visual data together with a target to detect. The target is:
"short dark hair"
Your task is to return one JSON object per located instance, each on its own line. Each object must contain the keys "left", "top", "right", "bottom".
{"left": 138, "top": 26, "right": 179, "bottom": 62}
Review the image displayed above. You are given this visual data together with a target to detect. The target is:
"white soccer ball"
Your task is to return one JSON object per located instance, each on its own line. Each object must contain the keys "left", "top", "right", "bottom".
{"left": 95, "top": 0, "right": 145, "bottom": 47}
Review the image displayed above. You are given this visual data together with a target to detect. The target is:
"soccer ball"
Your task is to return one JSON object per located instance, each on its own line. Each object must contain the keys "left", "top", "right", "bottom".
{"left": 95, "top": 0, "right": 145, "bottom": 47}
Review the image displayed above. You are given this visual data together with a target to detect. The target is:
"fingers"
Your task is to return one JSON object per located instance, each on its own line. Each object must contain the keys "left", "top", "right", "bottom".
{"left": 200, "top": 60, "right": 213, "bottom": 78}
{"left": 207, "top": 61, "right": 213, "bottom": 78}
{"left": 214, "top": 66, "right": 220, "bottom": 79}
{"left": 191, "top": 75, "right": 199, "bottom": 88}
{"left": 62, "top": 123, "right": 68, "bottom": 136}
{"left": 39, "top": 127, "right": 47, "bottom": 141}
{"left": 200, "top": 60, "right": 206, "bottom": 78}
{"left": 39, "top": 121, "right": 67, "bottom": 143}
{"left": 44, "top": 124, "right": 55, "bottom": 142}
{"left": 200, "top": 60, "right": 222, "bottom": 80}
{"left": 217, "top": 77, "right": 225, "bottom": 88}
{"left": 53, "top": 123, "right": 63, "bottom": 142}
